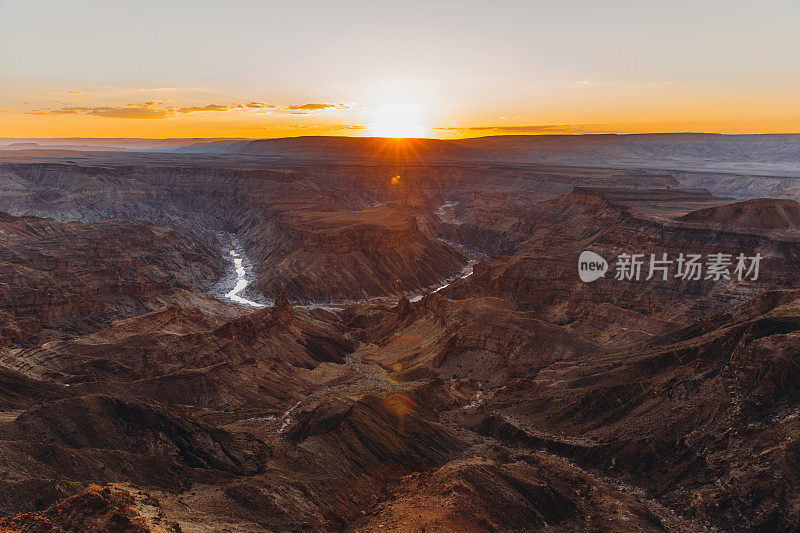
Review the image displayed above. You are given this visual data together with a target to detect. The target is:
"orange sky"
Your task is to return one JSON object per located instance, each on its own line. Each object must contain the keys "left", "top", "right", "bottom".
{"left": 3, "top": 90, "right": 798, "bottom": 139}
{"left": 2, "top": 1, "right": 799, "bottom": 139}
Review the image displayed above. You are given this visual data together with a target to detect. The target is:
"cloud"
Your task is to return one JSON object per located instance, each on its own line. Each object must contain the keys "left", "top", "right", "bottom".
{"left": 175, "top": 102, "right": 282, "bottom": 113}
{"left": 177, "top": 104, "right": 231, "bottom": 113}
{"left": 439, "top": 124, "right": 621, "bottom": 134}
{"left": 284, "top": 102, "right": 350, "bottom": 113}
{"left": 245, "top": 101, "right": 275, "bottom": 109}
{"left": 87, "top": 102, "right": 173, "bottom": 119}
{"left": 23, "top": 100, "right": 352, "bottom": 119}
{"left": 26, "top": 107, "right": 83, "bottom": 116}
{"left": 25, "top": 101, "right": 225, "bottom": 119}
{"left": 266, "top": 124, "right": 366, "bottom": 132}
{"left": 26, "top": 102, "right": 171, "bottom": 119}
{"left": 331, "top": 124, "right": 366, "bottom": 130}
{"left": 287, "top": 103, "right": 336, "bottom": 111}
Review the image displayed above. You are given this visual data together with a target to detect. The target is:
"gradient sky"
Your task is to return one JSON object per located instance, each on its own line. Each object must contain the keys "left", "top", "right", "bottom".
{"left": 1, "top": 0, "right": 799, "bottom": 138}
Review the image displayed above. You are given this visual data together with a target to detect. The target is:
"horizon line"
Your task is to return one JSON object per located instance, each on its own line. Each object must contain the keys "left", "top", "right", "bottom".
{"left": 2, "top": 131, "right": 800, "bottom": 142}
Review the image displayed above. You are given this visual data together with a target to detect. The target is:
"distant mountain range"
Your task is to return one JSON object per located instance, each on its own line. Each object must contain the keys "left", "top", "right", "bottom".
{"left": 3, "top": 133, "right": 800, "bottom": 175}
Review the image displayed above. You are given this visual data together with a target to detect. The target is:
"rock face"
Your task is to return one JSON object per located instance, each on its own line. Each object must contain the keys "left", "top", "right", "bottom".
{"left": 0, "top": 162, "right": 476, "bottom": 302}
{"left": 0, "top": 303, "right": 357, "bottom": 407}
{"left": 395, "top": 295, "right": 411, "bottom": 316}
{"left": 270, "top": 293, "right": 293, "bottom": 321}
{"left": 0, "top": 484, "right": 180, "bottom": 533}
{"left": 350, "top": 452, "right": 673, "bottom": 532}
{"left": 678, "top": 197, "right": 800, "bottom": 233}
{"left": 243, "top": 205, "right": 468, "bottom": 301}
{"left": 449, "top": 188, "right": 800, "bottom": 346}
{"left": 475, "top": 288, "right": 800, "bottom": 531}
{"left": 11, "top": 394, "right": 260, "bottom": 474}
{"left": 0, "top": 211, "right": 226, "bottom": 344}
{"left": 345, "top": 293, "right": 599, "bottom": 386}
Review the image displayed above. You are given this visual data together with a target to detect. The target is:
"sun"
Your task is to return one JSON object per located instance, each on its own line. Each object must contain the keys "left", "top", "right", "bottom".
{"left": 367, "top": 104, "right": 429, "bottom": 138}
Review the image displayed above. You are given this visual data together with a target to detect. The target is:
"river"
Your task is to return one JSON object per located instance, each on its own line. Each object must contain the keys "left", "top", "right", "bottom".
{"left": 221, "top": 236, "right": 266, "bottom": 308}
{"left": 220, "top": 235, "right": 476, "bottom": 309}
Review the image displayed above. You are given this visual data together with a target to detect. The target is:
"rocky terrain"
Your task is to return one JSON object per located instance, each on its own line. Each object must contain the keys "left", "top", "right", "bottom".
{"left": 240, "top": 203, "right": 467, "bottom": 302}
{"left": 446, "top": 188, "right": 800, "bottom": 346}
{"left": 0, "top": 211, "right": 228, "bottom": 346}
{"left": 1, "top": 137, "right": 800, "bottom": 531}
{"left": 678, "top": 197, "right": 800, "bottom": 234}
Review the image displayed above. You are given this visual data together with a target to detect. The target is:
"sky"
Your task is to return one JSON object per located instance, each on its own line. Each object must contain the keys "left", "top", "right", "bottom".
{"left": 1, "top": 0, "right": 799, "bottom": 139}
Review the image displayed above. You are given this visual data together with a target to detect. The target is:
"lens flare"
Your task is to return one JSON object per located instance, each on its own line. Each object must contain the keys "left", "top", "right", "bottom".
{"left": 382, "top": 393, "right": 417, "bottom": 417}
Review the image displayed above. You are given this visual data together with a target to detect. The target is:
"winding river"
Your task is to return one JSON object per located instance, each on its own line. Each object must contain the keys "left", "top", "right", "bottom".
{"left": 408, "top": 261, "right": 475, "bottom": 303}
{"left": 221, "top": 237, "right": 266, "bottom": 308}
{"left": 220, "top": 235, "right": 476, "bottom": 310}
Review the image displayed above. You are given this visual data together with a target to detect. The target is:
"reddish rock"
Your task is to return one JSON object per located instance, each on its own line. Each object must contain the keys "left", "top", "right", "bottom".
{"left": 270, "top": 294, "right": 294, "bottom": 323}
{"left": 396, "top": 296, "right": 411, "bottom": 317}
{"left": 678, "top": 197, "right": 800, "bottom": 233}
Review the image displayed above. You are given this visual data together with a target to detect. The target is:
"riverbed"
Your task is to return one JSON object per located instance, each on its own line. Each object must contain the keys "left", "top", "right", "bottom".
{"left": 220, "top": 235, "right": 266, "bottom": 308}
{"left": 219, "top": 236, "right": 476, "bottom": 309}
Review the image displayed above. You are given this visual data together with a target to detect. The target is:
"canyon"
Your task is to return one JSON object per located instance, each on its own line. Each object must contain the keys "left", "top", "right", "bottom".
{"left": 1, "top": 134, "right": 800, "bottom": 531}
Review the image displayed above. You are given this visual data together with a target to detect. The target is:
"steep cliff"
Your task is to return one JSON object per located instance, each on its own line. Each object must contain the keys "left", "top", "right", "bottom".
{"left": 0, "top": 211, "right": 226, "bottom": 341}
